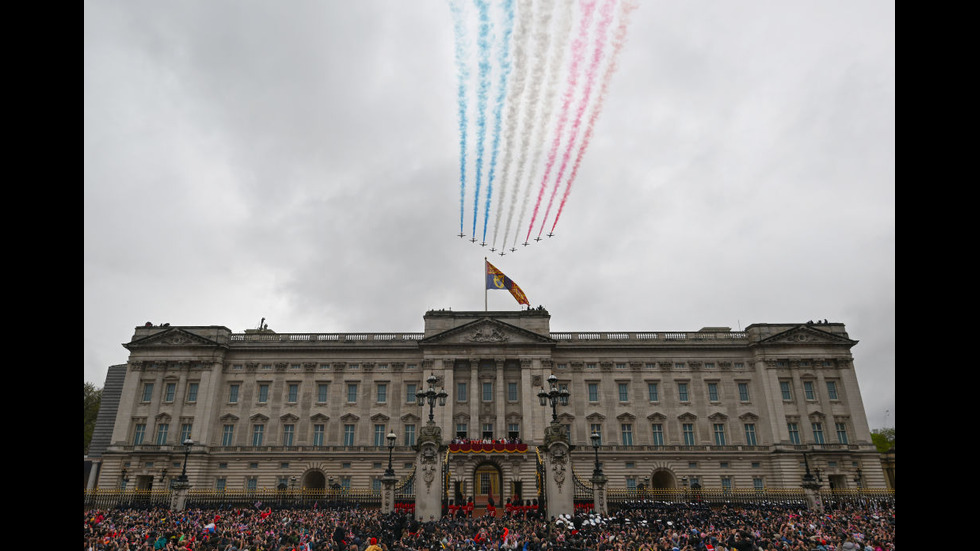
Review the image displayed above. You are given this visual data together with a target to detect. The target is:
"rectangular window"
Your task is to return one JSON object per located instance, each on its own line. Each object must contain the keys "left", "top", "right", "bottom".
{"left": 587, "top": 363, "right": 597, "bottom": 369}
{"left": 406, "top": 383, "right": 417, "bottom": 403}
{"left": 456, "top": 423, "right": 467, "bottom": 438}
{"left": 704, "top": 363, "right": 715, "bottom": 369}
{"left": 651, "top": 424, "right": 664, "bottom": 446}
{"left": 588, "top": 383, "right": 599, "bottom": 402}
{"left": 288, "top": 383, "right": 299, "bottom": 403}
{"left": 826, "top": 381, "right": 839, "bottom": 400}
{"left": 590, "top": 424, "right": 602, "bottom": 445}
{"left": 405, "top": 424, "right": 416, "bottom": 446}
{"left": 187, "top": 383, "right": 198, "bottom": 402}
{"left": 372, "top": 478, "right": 382, "bottom": 494}
{"left": 744, "top": 423, "right": 757, "bottom": 446}
{"left": 738, "top": 383, "right": 750, "bottom": 402}
{"left": 252, "top": 425, "right": 264, "bottom": 446}
{"left": 812, "top": 422, "right": 825, "bottom": 444}
{"left": 347, "top": 383, "right": 358, "bottom": 403}
{"left": 374, "top": 424, "right": 387, "bottom": 447}
{"left": 678, "top": 382, "right": 689, "bottom": 402}
{"left": 648, "top": 383, "right": 659, "bottom": 402}
{"left": 835, "top": 422, "right": 848, "bottom": 444}
{"left": 482, "top": 382, "right": 493, "bottom": 402}
{"left": 216, "top": 478, "right": 226, "bottom": 491}
{"left": 317, "top": 383, "right": 329, "bottom": 403}
{"left": 626, "top": 476, "right": 637, "bottom": 490}
{"left": 283, "top": 424, "right": 295, "bottom": 447}
{"left": 713, "top": 423, "right": 727, "bottom": 446}
{"left": 313, "top": 424, "right": 324, "bottom": 447}
{"left": 133, "top": 423, "right": 146, "bottom": 445}
{"left": 343, "top": 424, "right": 355, "bottom": 446}
{"left": 156, "top": 423, "right": 169, "bottom": 445}
{"left": 246, "top": 477, "right": 257, "bottom": 491}
{"left": 222, "top": 425, "right": 234, "bottom": 446}
{"left": 682, "top": 423, "right": 695, "bottom": 446}
{"left": 788, "top": 423, "right": 800, "bottom": 445}
{"left": 616, "top": 362, "right": 626, "bottom": 370}
{"left": 165, "top": 383, "right": 176, "bottom": 402}
{"left": 618, "top": 383, "right": 629, "bottom": 402}
{"left": 377, "top": 383, "right": 387, "bottom": 403}
{"left": 507, "top": 382, "right": 518, "bottom": 401}
{"left": 721, "top": 477, "right": 732, "bottom": 492}
{"left": 621, "top": 423, "right": 634, "bottom": 446}
{"left": 507, "top": 423, "right": 519, "bottom": 439}
{"left": 803, "top": 381, "right": 816, "bottom": 400}
{"left": 753, "top": 477, "right": 764, "bottom": 492}
{"left": 482, "top": 423, "right": 493, "bottom": 439}
{"left": 780, "top": 381, "right": 792, "bottom": 401}
{"left": 258, "top": 384, "right": 269, "bottom": 403}
{"left": 180, "top": 423, "right": 192, "bottom": 443}
{"left": 141, "top": 383, "right": 154, "bottom": 402}
{"left": 707, "top": 383, "right": 719, "bottom": 402}
{"left": 457, "top": 382, "right": 467, "bottom": 402}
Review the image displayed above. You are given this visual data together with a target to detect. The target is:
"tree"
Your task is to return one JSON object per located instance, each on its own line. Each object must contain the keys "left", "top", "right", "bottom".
{"left": 871, "top": 427, "right": 895, "bottom": 453}
{"left": 84, "top": 382, "right": 102, "bottom": 455}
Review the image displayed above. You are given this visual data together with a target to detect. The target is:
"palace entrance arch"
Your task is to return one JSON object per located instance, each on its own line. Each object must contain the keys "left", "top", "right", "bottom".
{"left": 473, "top": 462, "right": 503, "bottom": 513}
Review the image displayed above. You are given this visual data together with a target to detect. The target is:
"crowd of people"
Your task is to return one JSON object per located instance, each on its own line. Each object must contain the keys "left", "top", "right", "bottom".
{"left": 449, "top": 436, "right": 524, "bottom": 446}
{"left": 83, "top": 500, "right": 895, "bottom": 551}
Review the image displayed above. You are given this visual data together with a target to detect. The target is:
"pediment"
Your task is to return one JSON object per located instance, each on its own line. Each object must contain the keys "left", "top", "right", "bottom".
{"left": 647, "top": 412, "right": 666, "bottom": 421}
{"left": 586, "top": 412, "right": 606, "bottom": 422}
{"left": 616, "top": 412, "right": 636, "bottom": 422}
{"left": 370, "top": 413, "right": 390, "bottom": 423}
{"left": 310, "top": 414, "right": 329, "bottom": 422}
{"left": 556, "top": 413, "right": 575, "bottom": 423}
{"left": 125, "top": 328, "right": 223, "bottom": 349}
{"left": 250, "top": 413, "right": 269, "bottom": 422}
{"left": 280, "top": 413, "right": 299, "bottom": 423}
{"left": 708, "top": 412, "right": 728, "bottom": 421}
{"left": 738, "top": 412, "right": 759, "bottom": 422}
{"left": 678, "top": 412, "right": 698, "bottom": 421}
{"left": 420, "top": 318, "right": 554, "bottom": 346}
{"left": 759, "top": 325, "right": 858, "bottom": 347}
{"left": 340, "top": 413, "right": 360, "bottom": 422}
{"left": 401, "top": 413, "right": 421, "bottom": 423}
{"left": 220, "top": 414, "right": 240, "bottom": 422}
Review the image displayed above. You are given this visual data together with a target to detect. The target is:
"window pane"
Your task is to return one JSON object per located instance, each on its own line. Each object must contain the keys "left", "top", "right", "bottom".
{"left": 508, "top": 382, "right": 518, "bottom": 401}
{"left": 318, "top": 384, "right": 329, "bottom": 403}
{"left": 344, "top": 425, "right": 355, "bottom": 446}
{"left": 457, "top": 382, "right": 467, "bottom": 402}
{"left": 708, "top": 383, "right": 718, "bottom": 402}
{"left": 678, "top": 383, "right": 689, "bottom": 402}
{"left": 405, "top": 425, "right": 416, "bottom": 446}
{"left": 406, "top": 384, "right": 417, "bottom": 403}
{"left": 229, "top": 384, "right": 239, "bottom": 403}
{"left": 142, "top": 383, "right": 154, "bottom": 402}
{"left": 252, "top": 425, "right": 264, "bottom": 446}
{"left": 187, "top": 383, "right": 198, "bottom": 402}
{"left": 313, "top": 425, "right": 324, "bottom": 447}
{"left": 222, "top": 425, "right": 234, "bottom": 446}
{"left": 713, "top": 424, "right": 726, "bottom": 446}
{"left": 288, "top": 384, "right": 298, "bottom": 402}
{"left": 482, "top": 382, "right": 493, "bottom": 402}
{"left": 682, "top": 423, "right": 695, "bottom": 446}
{"left": 648, "top": 383, "right": 659, "bottom": 401}
{"left": 744, "top": 424, "right": 757, "bottom": 446}
{"left": 780, "top": 381, "right": 792, "bottom": 401}
{"left": 588, "top": 383, "right": 598, "bottom": 402}
{"left": 738, "top": 383, "right": 749, "bottom": 401}
{"left": 165, "top": 383, "right": 176, "bottom": 402}
{"left": 788, "top": 423, "right": 800, "bottom": 444}
{"left": 621, "top": 424, "right": 633, "bottom": 446}
{"left": 618, "top": 383, "right": 629, "bottom": 402}
{"left": 377, "top": 383, "right": 387, "bottom": 403}
{"left": 347, "top": 384, "right": 358, "bottom": 403}
{"left": 826, "top": 381, "right": 839, "bottom": 400}
{"left": 651, "top": 424, "right": 664, "bottom": 446}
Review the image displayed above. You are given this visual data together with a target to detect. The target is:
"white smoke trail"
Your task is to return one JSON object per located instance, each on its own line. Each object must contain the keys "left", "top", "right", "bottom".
{"left": 508, "top": 0, "right": 573, "bottom": 250}
{"left": 490, "top": 0, "right": 533, "bottom": 251}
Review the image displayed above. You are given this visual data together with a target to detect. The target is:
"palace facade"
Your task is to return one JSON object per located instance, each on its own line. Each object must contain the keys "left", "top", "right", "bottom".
{"left": 89, "top": 308, "right": 885, "bottom": 505}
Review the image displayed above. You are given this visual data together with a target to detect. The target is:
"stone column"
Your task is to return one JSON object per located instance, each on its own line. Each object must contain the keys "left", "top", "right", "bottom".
{"left": 415, "top": 422, "right": 445, "bottom": 521}
{"left": 381, "top": 474, "right": 398, "bottom": 514}
{"left": 495, "top": 359, "right": 505, "bottom": 437}
{"left": 542, "top": 423, "right": 573, "bottom": 519}
{"left": 591, "top": 473, "right": 608, "bottom": 516}
{"left": 170, "top": 480, "right": 190, "bottom": 511}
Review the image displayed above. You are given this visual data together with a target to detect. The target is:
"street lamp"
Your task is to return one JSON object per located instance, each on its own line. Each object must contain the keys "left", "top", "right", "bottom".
{"left": 385, "top": 430, "right": 397, "bottom": 477}
{"left": 590, "top": 431, "right": 603, "bottom": 478}
{"left": 537, "top": 374, "right": 569, "bottom": 424}
{"left": 416, "top": 374, "right": 449, "bottom": 423}
{"left": 177, "top": 438, "right": 193, "bottom": 483}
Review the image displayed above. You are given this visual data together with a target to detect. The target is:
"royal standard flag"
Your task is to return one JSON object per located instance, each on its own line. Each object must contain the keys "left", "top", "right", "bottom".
{"left": 486, "top": 260, "right": 530, "bottom": 306}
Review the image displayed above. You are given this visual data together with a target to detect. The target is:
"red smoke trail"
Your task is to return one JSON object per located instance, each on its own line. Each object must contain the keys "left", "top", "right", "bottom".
{"left": 524, "top": 0, "right": 597, "bottom": 245}
{"left": 550, "top": 0, "right": 637, "bottom": 235}
{"left": 537, "top": 0, "right": 616, "bottom": 239}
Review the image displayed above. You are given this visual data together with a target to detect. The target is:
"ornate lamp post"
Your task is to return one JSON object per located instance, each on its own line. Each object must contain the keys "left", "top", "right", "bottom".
{"left": 590, "top": 431, "right": 603, "bottom": 478}
{"left": 177, "top": 438, "right": 193, "bottom": 483}
{"left": 385, "top": 430, "right": 397, "bottom": 477}
{"left": 416, "top": 374, "right": 448, "bottom": 423}
{"left": 537, "top": 374, "right": 569, "bottom": 424}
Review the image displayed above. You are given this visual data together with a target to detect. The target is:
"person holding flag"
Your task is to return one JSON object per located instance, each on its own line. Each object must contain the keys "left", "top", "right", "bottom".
{"left": 485, "top": 259, "right": 529, "bottom": 308}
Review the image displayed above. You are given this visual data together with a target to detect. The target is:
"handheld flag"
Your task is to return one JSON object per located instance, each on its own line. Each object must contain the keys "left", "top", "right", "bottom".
{"left": 486, "top": 259, "right": 529, "bottom": 306}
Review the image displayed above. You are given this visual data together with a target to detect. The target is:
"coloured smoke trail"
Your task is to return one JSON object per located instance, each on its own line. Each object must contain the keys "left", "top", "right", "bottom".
{"left": 450, "top": 0, "right": 637, "bottom": 253}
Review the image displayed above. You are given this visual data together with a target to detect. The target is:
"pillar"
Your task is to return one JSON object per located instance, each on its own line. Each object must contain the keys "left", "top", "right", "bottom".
{"left": 542, "top": 423, "right": 573, "bottom": 519}
{"left": 415, "top": 422, "right": 445, "bottom": 521}
{"left": 381, "top": 474, "right": 397, "bottom": 514}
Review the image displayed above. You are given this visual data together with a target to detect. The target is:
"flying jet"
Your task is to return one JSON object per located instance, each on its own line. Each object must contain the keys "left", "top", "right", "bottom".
{"left": 470, "top": 237, "right": 477, "bottom": 243}
{"left": 458, "top": 233, "right": 465, "bottom": 238}
{"left": 534, "top": 236, "right": 542, "bottom": 242}
{"left": 522, "top": 241, "right": 529, "bottom": 246}
{"left": 510, "top": 247, "right": 517, "bottom": 252}
{"left": 490, "top": 247, "right": 496, "bottom": 252}
{"left": 499, "top": 251, "right": 506, "bottom": 256}
{"left": 481, "top": 242, "right": 487, "bottom": 247}
{"left": 547, "top": 232, "right": 554, "bottom": 237}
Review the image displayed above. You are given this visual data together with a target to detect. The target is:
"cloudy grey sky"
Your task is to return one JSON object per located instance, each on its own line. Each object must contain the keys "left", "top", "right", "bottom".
{"left": 84, "top": 1, "right": 894, "bottom": 431}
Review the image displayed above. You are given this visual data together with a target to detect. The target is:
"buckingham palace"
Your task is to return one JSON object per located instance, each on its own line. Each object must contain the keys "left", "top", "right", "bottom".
{"left": 87, "top": 307, "right": 885, "bottom": 508}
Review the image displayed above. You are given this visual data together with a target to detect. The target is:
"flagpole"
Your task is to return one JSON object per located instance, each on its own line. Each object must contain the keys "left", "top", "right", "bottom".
{"left": 484, "top": 257, "right": 488, "bottom": 312}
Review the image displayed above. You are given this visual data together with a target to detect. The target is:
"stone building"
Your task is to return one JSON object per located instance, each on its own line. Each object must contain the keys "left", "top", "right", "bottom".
{"left": 89, "top": 308, "right": 885, "bottom": 506}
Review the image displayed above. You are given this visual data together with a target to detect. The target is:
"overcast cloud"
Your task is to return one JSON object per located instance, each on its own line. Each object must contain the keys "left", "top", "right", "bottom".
{"left": 84, "top": 1, "right": 894, "bottom": 431}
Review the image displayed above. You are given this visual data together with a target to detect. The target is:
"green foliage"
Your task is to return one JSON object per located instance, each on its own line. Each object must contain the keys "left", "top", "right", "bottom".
{"left": 84, "top": 382, "right": 102, "bottom": 455}
{"left": 871, "top": 427, "right": 895, "bottom": 453}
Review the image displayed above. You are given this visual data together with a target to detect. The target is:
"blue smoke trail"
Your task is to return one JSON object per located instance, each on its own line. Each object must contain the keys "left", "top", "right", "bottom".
{"left": 481, "top": 0, "right": 515, "bottom": 244}
{"left": 471, "top": 0, "right": 491, "bottom": 240}
{"left": 450, "top": 0, "right": 471, "bottom": 237}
